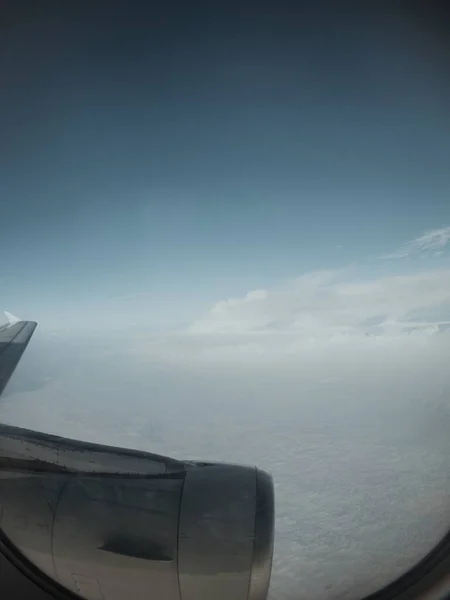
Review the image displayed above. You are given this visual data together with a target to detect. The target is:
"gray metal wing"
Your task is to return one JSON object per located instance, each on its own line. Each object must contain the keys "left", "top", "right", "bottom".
{"left": 0, "top": 312, "right": 37, "bottom": 397}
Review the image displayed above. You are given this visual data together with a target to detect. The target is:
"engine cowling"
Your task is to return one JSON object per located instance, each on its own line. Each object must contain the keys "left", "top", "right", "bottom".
{"left": 0, "top": 425, "right": 274, "bottom": 600}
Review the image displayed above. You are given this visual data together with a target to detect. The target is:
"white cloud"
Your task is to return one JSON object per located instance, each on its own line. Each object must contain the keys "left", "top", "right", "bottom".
{"left": 383, "top": 226, "right": 450, "bottom": 259}
{"left": 35, "top": 227, "right": 447, "bottom": 369}
{"left": 186, "top": 268, "right": 450, "bottom": 341}
{"left": 107, "top": 265, "right": 450, "bottom": 371}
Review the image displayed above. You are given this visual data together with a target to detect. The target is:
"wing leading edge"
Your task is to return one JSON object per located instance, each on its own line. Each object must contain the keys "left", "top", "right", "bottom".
{"left": 0, "top": 312, "right": 37, "bottom": 397}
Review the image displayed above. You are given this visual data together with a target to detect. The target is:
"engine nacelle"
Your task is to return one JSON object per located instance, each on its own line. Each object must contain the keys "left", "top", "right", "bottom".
{"left": 0, "top": 425, "right": 274, "bottom": 600}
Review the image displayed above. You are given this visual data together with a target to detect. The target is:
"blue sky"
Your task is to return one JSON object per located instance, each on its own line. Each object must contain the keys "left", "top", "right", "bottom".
{"left": 1, "top": 3, "right": 450, "bottom": 331}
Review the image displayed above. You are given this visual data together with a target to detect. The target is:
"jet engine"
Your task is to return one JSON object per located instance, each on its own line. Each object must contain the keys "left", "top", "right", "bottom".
{"left": 0, "top": 425, "right": 274, "bottom": 600}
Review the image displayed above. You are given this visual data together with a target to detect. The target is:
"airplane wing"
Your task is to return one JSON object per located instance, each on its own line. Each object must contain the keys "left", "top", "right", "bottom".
{"left": 0, "top": 312, "right": 37, "bottom": 397}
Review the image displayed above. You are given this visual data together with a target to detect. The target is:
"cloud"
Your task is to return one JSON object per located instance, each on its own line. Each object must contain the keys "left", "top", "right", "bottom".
{"left": 186, "top": 268, "right": 450, "bottom": 340}
{"left": 383, "top": 226, "right": 450, "bottom": 259}
{"left": 112, "top": 265, "right": 450, "bottom": 370}
{"left": 18, "top": 226, "right": 450, "bottom": 369}
{"left": 182, "top": 226, "right": 450, "bottom": 351}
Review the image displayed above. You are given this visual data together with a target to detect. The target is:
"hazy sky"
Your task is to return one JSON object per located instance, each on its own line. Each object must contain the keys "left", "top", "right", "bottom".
{"left": 1, "top": 3, "right": 450, "bottom": 331}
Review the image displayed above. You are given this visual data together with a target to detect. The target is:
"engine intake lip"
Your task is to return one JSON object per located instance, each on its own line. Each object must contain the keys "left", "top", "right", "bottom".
{"left": 177, "top": 463, "right": 275, "bottom": 600}
{"left": 248, "top": 468, "right": 275, "bottom": 600}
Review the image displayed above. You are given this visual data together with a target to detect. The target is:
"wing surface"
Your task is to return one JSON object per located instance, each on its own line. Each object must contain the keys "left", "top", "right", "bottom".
{"left": 0, "top": 313, "right": 37, "bottom": 397}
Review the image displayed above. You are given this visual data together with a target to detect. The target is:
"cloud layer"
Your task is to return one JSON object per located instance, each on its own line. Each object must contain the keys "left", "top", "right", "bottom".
{"left": 187, "top": 268, "right": 450, "bottom": 340}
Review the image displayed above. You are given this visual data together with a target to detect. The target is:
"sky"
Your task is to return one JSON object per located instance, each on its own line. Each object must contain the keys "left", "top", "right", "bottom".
{"left": 1, "top": 2, "right": 450, "bottom": 331}
{"left": 2, "top": 4, "right": 450, "bottom": 600}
